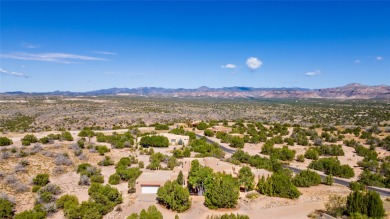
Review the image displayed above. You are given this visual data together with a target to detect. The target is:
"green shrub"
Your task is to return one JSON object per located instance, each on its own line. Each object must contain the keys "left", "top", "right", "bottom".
{"left": 77, "top": 163, "right": 93, "bottom": 175}
{"left": 349, "top": 181, "right": 366, "bottom": 191}
{"left": 21, "top": 134, "right": 38, "bottom": 145}
{"left": 197, "top": 122, "right": 208, "bottom": 130}
{"left": 270, "top": 146, "right": 296, "bottom": 161}
{"left": 96, "top": 145, "right": 110, "bottom": 156}
{"left": 32, "top": 185, "right": 42, "bottom": 193}
{"left": 229, "top": 136, "right": 245, "bottom": 148}
{"left": 304, "top": 148, "right": 319, "bottom": 160}
{"left": 116, "top": 157, "right": 131, "bottom": 169}
{"left": 204, "top": 129, "right": 215, "bottom": 137}
{"left": 346, "top": 190, "right": 385, "bottom": 218}
{"left": 204, "top": 173, "right": 239, "bottom": 209}
{"left": 90, "top": 174, "right": 104, "bottom": 184}
{"left": 0, "top": 137, "right": 13, "bottom": 146}
{"left": 33, "top": 174, "right": 50, "bottom": 186}
{"left": 257, "top": 172, "right": 301, "bottom": 199}
{"left": 98, "top": 156, "right": 114, "bottom": 166}
{"left": 323, "top": 174, "right": 334, "bottom": 186}
{"left": 14, "top": 210, "right": 46, "bottom": 219}
{"left": 56, "top": 194, "right": 79, "bottom": 209}
{"left": 317, "top": 144, "right": 345, "bottom": 156}
{"left": 157, "top": 180, "right": 191, "bottom": 212}
{"left": 127, "top": 205, "right": 163, "bottom": 219}
{"left": 296, "top": 154, "right": 305, "bottom": 162}
{"left": 21, "top": 140, "right": 31, "bottom": 146}
{"left": 309, "top": 157, "right": 354, "bottom": 178}
{"left": 154, "top": 123, "right": 169, "bottom": 130}
{"left": 108, "top": 173, "right": 121, "bottom": 185}
{"left": 140, "top": 135, "right": 169, "bottom": 147}
{"left": 238, "top": 166, "right": 255, "bottom": 192}
{"left": 71, "top": 201, "right": 104, "bottom": 219}
{"left": 117, "top": 167, "right": 142, "bottom": 181}
{"left": 0, "top": 197, "right": 15, "bottom": 218}
{"left": 190, "top": 138, "right": 225, "bottom": 158}
{"left": 292, "top": 169, "right": 321, "bottom": 187}
{"left": 61, "top": 131, "right": 74, "bottom": 141}
{"left": 88, "top": 183, "right": 123, "bottom": 214}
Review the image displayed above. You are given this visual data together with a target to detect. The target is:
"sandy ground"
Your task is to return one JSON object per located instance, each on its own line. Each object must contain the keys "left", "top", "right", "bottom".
{"left": 103, "top": 184, "right": 351, "bottom": 219}
{"left": 1, "top": 128, "right": 390, "bottom": 219}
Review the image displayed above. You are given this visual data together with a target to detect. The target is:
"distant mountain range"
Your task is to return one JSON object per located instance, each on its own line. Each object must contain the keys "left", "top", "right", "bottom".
{"left": 3, "top": 83, "right": 390, "bottom": 99}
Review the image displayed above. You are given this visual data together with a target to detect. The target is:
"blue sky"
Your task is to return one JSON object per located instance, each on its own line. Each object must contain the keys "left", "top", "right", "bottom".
{"left": 0, "top": 1, "right": 389, "bottom": 92}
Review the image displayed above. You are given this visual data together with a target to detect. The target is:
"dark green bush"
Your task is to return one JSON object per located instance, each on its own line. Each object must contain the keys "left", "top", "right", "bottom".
{"left": 309, "top": 157, "right": 354, "bottom": 178}
{"left": 317, "top": 144, "right": 345, "bottom": 156}
{"left": 108, "top": 173, "right": 121, "bottom": 185}
{"left": 14, "top": 210, "right": 46, "bottom": 219}
{"left": 0, "top": 197, "right": 15, "bottom": 218}
{"left": 292, "top": 169, "right": 321, "bottom": 187}
{"left": 154, "top": 123, "right": 169, "bottom": 130}
{"left": 32, "top": 185, "right": 42, "bottom": 193}
{"left": 204, "top": 129, "right": 215, "bottom": 137}
{"left": 126, "top": 205, "right": 163, "bottom": 219}
{"left": 33, "top": 174, "right": 50, "bottom": 186}
{"left": 90, "top": 174, "right": 104, "bottom": 184}
{"left": 98, "top": 156, "right": 114, "bottom": 166}
{"left": 95, "top": 145, "right": 110, "bottom": 156}
{"left": 204, "top": 173, "right": 239, "bottom": 209}
{"left": 323, "top": 174, "right": 334, "bottom": 186}
{"left": 229, "top": 136, "right": 245, "bottom": 148}
{"left": 305, "top": 148, "right": 319, "bottom": 160}
{"left": 197, "top": 122, "right": 208, "bottom": 130}
{"left": 61, "top": 131, "right": 74, "bottom": 141}
{"left": 140, "top": 135, "right": 169, "bottom": 147}
{"left": 88, "top": 183, "right": 123, "bottom": 214}
{"left": 157, "top": 180, "right": 191, "bottom": 212}
{"left": 349, "top": 181, "right": 366, "bottom": 191}
{"left": 117, "top": 167, "right": 142, "bottom": 181}
{"left": 346, "top": 190, "right": 385, "bottom": 218}
{"left": 257, "top": 173, "right": 301, "bottom": 199}
{"left": 21, "top": 134, "right": 38, "bottom": 145}
{"left": 56, "top": 194, "right": 79, "bottom": 209}
{"left": 0, "top": 137, "right": 13, "bottom": 146}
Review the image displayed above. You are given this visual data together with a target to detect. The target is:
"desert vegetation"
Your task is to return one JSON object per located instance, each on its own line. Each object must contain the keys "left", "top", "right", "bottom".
{"left": 0, "top": 97, "right": 389, "bottom": 218}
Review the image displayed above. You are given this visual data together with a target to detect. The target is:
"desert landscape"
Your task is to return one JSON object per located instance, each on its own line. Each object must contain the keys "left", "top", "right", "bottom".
{"left": 0, "top": 96, "right": 390, "bottom": 219}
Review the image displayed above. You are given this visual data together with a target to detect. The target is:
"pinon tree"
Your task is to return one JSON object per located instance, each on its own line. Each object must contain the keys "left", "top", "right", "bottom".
{"left": 176, "top": 170, "right": 184, "bottom": 186}
{"left": 238, "top": 166, "right": 255, "bottom": 192}
{"left": 78, "top": 129, "right": 95, "bottom": 142}
{"left": 257, "top": 172, "right": 301, "bottom": 199}
{"left": 346, "top": 190, "right": 385, "bottom": 218}
{"left": 188, "top": 160, "right": 213, "bottom": 196}
{"left": 157, "top": 180, "right": 191, "bottom": 212}
{"left": 204, "top": 173, "right": 239, "bottom": 209}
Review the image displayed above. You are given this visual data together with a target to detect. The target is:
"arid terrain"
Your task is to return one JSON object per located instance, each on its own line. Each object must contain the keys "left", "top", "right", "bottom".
{"left": 0, "top": 96, "right": 390, "bottom": 219}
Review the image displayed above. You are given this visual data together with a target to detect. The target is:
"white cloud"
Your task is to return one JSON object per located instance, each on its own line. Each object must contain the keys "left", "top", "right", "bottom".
{"left": 376, "top": 56, "right": 384, "bottom": 61}
{"left": 305, "top": 70, "right": 321, "bottom": 76}
{"left": 0, "top": 52, "right": 107, "bottom": 63}
{"left": 21, "top": 42, "right": 40, "bottom": 49}
{"left": 220, "top": 64, "right": 237, "bottom": 69}
{"left": 354, "top": 59, "right": 360, "bottom": 63}
{"left": 246, "top": 57, "right": 262, "bottom": 71}
{"left": 0, "top": 68, "right": 28, "bottom": 78}
{"left": 92, "top": 51, "right": 117, "bottom": 55}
